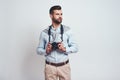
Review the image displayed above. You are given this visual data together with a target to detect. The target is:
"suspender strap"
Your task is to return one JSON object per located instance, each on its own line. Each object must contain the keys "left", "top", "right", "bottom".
{"left": 48, "top": 26, "right": 52, "bottom": 42}
{"left": 48, "top": 24, "right": 64, "bottom": 42}
{"left": 60, "top": 24, "right": 64, "bottom": 42}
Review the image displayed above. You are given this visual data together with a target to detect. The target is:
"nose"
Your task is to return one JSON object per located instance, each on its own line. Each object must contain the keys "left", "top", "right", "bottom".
{"left": 59, "top": 14, "right": 62, "bottom": 18}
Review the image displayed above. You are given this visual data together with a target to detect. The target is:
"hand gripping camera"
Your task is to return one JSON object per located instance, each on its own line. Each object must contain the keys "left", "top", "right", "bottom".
{"left": 48, "top": 24, "right": 64, "bottom": 50}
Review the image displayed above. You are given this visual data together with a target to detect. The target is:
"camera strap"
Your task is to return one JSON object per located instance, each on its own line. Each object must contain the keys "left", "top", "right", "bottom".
{"left": 48, "top": 24, "right": 64, "bottom": 42}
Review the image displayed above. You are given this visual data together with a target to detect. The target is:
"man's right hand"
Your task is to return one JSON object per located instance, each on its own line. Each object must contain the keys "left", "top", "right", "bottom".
{"left": 46, "top": 43, "right": 52, "bottom": 54}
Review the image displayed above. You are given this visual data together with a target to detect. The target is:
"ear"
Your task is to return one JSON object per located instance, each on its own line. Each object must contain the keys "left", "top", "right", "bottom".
{"left": 50, "top": 14, "right": 53, "bottom": 19}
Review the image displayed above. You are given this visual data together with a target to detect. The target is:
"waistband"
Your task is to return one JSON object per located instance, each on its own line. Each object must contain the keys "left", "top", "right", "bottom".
{"left": 46, "top": 60, "right": 69, "bottom": 67}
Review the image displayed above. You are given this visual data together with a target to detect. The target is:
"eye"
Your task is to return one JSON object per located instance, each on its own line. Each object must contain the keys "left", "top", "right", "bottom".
{"left": 56, "top": 13, "right": 59, "bottom": 15}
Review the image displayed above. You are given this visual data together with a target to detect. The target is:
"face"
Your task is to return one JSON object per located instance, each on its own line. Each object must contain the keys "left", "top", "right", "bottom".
{"left": 50, "top": 10, "right": 63, "bottom": 24}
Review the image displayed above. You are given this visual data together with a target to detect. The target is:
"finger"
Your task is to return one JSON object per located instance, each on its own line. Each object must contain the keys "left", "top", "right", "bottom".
{"left": 58, "top": 42, "right": 62, "bottom": 44}
{"left": 58, "top": 43, "right": 61, "bottom": 48}
{"left": 48, "top": 43, "right": 50, "bottom": 45}
{"left": 48, "top": 43, "right": 51, "bottom": 46}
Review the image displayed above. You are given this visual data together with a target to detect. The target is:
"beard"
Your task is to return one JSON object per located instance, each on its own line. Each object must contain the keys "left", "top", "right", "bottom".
{"left": 52, "top": 17, "right": 62, "bottom": 24}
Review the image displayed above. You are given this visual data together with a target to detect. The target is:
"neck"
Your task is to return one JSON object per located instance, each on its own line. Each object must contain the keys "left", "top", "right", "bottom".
{"left": 52, "top": 23, "right": 61, "bottom": 29}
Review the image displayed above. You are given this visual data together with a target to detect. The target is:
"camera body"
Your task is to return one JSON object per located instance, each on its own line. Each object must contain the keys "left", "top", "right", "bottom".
{"left": 51, "top": 42, "right": 59, "bottom": 50}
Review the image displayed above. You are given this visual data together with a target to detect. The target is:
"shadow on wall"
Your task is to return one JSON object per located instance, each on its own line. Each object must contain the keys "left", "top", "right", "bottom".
{"left": 21, "top": 26, "right": 45, "bottom": 80}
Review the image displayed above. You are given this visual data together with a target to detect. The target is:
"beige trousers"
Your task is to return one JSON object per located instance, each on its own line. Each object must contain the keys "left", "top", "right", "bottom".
{"left": 44, "top": 63, "right": 71, "bottom": 80}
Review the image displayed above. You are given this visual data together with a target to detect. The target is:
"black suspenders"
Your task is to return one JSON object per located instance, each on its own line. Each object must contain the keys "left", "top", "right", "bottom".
{"left": 48, "top": 24, "right": 64, "bottom": 42}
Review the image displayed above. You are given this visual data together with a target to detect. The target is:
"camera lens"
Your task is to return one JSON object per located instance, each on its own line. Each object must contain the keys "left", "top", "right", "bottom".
{"left": 52, "top": 42, "right": 58, "bottom": 50}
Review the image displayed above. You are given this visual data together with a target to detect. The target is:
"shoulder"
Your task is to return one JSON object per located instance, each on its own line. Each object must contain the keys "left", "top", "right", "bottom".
{"left": 62, "top": 25, "right": 71, "bottom": 32}
{"left": 62, "top": 25, "right": 74, "bottom": 37}
{"left": 41, "top": 26, "right": 49, "bottom": 35}
{"left": 38, "top": 26, "right": 49, "bottom": 38}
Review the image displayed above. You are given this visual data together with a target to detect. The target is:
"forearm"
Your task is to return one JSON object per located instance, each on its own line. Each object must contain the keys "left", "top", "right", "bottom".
{"left": 65, "top": 45, "right": 78, "bottom": 54}
{"left": 37, "top": 47, "right": 47, "bottom": 55}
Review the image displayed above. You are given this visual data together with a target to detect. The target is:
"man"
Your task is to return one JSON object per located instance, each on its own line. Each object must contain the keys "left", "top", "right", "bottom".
{"left": 37, "top": 5, "right": 78, "bottom": 80}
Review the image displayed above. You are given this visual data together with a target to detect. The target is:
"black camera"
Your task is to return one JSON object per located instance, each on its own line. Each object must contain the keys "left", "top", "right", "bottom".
{"left": 51, "top": 42, "right": 59, "bottom": 50}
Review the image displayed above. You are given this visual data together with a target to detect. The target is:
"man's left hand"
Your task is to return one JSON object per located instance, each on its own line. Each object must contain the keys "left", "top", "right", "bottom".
{"left": 58, "top": 42, "right": 66, "bottom": 52}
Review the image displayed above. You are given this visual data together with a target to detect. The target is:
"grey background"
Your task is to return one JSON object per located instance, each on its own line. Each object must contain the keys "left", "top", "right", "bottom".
{"left": 0, "top": 0, "right": 120, "bottom": 80}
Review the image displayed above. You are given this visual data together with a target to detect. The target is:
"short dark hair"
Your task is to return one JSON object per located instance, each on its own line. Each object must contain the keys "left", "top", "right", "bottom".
{"left": 49, "top": 5, "right": 62, "bottom": 14}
